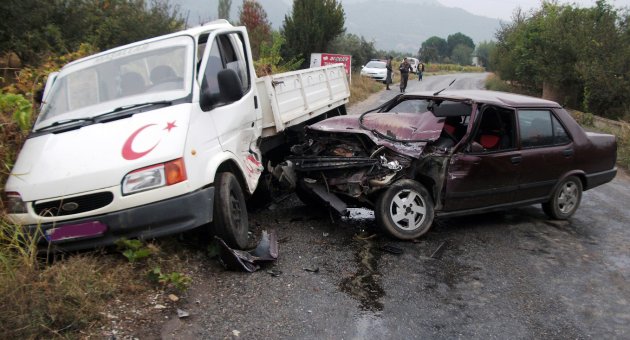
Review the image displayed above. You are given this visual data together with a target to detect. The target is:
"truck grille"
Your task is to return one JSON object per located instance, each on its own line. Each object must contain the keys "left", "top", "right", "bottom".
{"left": 34, "top": 192, "right": 114, "bottom": 217}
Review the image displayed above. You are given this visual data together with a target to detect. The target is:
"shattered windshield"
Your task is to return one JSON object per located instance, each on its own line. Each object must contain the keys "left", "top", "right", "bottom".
{"left": 37, "top": 35, "right": 194, "bottom": 127}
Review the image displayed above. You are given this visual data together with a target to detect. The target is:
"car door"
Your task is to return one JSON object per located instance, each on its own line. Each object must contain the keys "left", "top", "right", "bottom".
{"left": 444, "top": 105, "right": 521, "bottom": 212}
{"left": 516, "top": 108, "right": 574, "bottom": 200}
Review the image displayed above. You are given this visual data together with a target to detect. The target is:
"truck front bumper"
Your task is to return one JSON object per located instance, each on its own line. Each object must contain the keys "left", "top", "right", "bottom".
{"left": 28, "top": 186, "right": 215, "bottom": 252}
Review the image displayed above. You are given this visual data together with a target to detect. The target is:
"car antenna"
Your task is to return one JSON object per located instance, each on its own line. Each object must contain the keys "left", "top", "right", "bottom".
{"left": 433, "top": 79, "right": 456, "bottom": 96}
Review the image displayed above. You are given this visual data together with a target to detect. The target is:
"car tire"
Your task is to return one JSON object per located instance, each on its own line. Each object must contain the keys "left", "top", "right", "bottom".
{"left": 213, "top": 172, "right": 249, "bottom": 249}
{"left": 542, "top": 176, "right": 583, "bottom": 220}
{"left": 375, "top": 179, "right": 434, "bottom": 240}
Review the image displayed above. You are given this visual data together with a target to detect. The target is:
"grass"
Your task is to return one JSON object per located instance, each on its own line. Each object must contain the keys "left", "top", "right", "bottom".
{"left": 349, "top": 72, "right": 388, "bottom": 106}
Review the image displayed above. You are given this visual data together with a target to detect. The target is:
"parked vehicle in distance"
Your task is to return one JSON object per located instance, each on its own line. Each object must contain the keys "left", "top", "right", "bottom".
{"left": 406, "top": 57, "right": 420, "bottom": 73}
{"left": 287, "top": 90, "right": 617, "bottom": 240}
{"left": 3, "top": 20, "right": 350, "bottom": 251}
{"left": 360, "top": 60, "right": 388, "bottom": 82}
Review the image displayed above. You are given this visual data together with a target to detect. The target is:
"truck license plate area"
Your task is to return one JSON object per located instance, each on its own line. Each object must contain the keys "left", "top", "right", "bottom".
{"left": 45, "top": 221, "right": 107, "bottom": 243}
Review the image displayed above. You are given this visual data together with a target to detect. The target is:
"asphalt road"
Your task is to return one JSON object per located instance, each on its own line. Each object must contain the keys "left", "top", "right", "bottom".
{"left": 158, "top": 73, "right": 630, "bottom": 339}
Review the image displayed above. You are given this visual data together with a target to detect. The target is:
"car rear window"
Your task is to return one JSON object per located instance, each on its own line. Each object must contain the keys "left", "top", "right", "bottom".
{"left": 365, "top": 61, "right": 386, "bottom": 68}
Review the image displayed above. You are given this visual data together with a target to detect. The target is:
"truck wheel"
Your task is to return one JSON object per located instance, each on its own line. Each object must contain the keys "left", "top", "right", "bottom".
{"left": 542, "top": 176, "right": 582, "bottom": 220}
{"left": 375, "top": 179, "right": 434, "bottom": 240}
{"left": 213, "top": 172, "right": 249, "bottom": 249}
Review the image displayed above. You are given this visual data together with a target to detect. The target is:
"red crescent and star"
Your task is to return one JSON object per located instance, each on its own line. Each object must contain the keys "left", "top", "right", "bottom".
{"left": 122, "top": 121, "right": 177, "bottom": 160}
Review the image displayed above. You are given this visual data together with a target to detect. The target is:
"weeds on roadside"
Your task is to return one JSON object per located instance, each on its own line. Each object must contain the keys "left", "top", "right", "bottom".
{"left": 116, "top": 237, "right": 192, "bottom": 292}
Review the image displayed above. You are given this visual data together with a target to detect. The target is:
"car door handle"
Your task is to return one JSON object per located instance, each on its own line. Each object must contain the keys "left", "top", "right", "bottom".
{"left": 563, "top": 148, "right": 574, "bottom": 157}
{"left": 511, "top": 156, "right": 522, "bottom": 164}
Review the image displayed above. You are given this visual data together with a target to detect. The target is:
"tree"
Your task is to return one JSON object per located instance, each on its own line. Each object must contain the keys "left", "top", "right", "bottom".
{"left": 419, "top": 36, "right": 447, "bottom": 63}
{"left": 475, "top": 41, "right": 496, "bottom": 69}
{"left": 0, "top": 0, "right": 184, "bottom": 66}
{"left": 446, "top": 32, "right": 475, "bottom": 56}
{"left": 281, "top": 0, "right": 345, "bottom": 68}
{"left": 218, "top": 0, "right": 232, "bottom": 21}
{"left": 493, "top": 0, "right": 630, "bottom": 118}
{"left": 238, "top": 0, "right": 271, "bottom": 60}
{"left": 451, "top": 44, "right": 473, "bottom": 65}
{"left": 328, "top": 33, "right": 377, "bottom": 72}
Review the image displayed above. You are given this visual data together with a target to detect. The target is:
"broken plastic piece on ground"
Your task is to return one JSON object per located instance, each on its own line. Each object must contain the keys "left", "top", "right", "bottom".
{"left": 380, "top": 244, "right": 403, "bottom": 255}
{"left": 267, "top": 269, "right": 282, "bottom": 277}
{"left": 216, "top": 230, "right": 278, "bottom": 272}
{"left": 177, "top": 309, "right": 190, "bottom": 318}
{"left": 430, "top": 241, "right": 448, "bottom": 259}
{"left": 303, "top": 266, "right": 320, "bottom": 273}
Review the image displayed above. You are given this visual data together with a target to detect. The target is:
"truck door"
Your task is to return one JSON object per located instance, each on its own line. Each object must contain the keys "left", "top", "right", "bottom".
{"left": 198, "top": 30, "right": 262, "bottom": 192}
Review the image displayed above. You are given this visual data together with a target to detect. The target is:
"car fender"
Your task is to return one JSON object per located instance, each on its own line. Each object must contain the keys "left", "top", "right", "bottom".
{"left": 545, "top": 170, "right": 586, "bottom": 200}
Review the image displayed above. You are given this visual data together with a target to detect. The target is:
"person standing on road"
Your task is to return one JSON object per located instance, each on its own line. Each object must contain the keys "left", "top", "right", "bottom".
{"left": 418, "top": 62, "right": 425, "bottom": 81}
{"left": 399, "top": 57, "right": 412, "bottom": 92}
{"left": 385, "top": 56, "right": 393, "bottom": 90}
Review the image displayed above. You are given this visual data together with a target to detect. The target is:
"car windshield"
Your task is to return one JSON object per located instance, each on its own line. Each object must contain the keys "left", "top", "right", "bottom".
{"left": 37, "top": 35, "right": 194, "bottom": 127}
{"left": 365, "top": 61, "right": 386, "bottom": 68}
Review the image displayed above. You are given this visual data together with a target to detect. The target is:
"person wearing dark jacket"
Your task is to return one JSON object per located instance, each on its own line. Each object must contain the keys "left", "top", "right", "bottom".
{"left": 399, "top": 57, "right": 412, "bottom": 93}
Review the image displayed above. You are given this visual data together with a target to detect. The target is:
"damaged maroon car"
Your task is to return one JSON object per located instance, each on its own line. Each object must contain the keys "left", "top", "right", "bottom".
{"left": 286, "top": 90, "right": 617, "bottom": 240}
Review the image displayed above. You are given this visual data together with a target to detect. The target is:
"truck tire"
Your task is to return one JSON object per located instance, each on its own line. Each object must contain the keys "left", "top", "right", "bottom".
{"left": 375, "top": 179, "right": 434, "bottom": 240}
{"left": 213, "top": 172, "right": 249, "bottom": 249}
{"left": 542, "top": 176, "right": 582, "bottom": 220}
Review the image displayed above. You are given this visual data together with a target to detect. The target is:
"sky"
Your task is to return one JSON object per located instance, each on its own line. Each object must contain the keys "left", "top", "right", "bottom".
{"left": 437, "top": 0, "right": 630, "bottom": 20}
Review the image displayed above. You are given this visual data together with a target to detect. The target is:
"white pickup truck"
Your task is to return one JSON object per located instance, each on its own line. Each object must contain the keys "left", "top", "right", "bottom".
{"left": 3, "top": 20, "right": 349, "bottom": 251}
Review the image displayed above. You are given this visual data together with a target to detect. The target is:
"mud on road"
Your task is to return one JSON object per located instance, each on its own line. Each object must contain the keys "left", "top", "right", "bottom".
{"left": 118, "top": 73, "right": 630, "bottom": 339}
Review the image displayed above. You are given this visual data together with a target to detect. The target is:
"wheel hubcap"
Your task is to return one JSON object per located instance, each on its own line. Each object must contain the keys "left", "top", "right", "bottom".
{"left": 557, "top": 182, "right": 578, "bottom": 214}
{"left": 389, "top": 189, "right": 426, "bottom": 231}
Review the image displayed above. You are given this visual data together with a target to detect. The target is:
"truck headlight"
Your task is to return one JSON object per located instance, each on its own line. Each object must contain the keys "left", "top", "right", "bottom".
{"left": 3, "top": 191, "right": 27, "bottom": 214}
{"left": 122, "top": 158, "right": 187, "bottom": 195}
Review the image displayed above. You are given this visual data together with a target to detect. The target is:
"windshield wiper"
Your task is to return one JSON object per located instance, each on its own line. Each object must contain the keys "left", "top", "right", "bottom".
{"left": 33, "top": 100, "right": 173, "bottom": 134}
{"left": 35, "top": 117, "right": 95, "bottom": 132}
{"left": 93, "top": 100, "right": 173, "bottom": 123}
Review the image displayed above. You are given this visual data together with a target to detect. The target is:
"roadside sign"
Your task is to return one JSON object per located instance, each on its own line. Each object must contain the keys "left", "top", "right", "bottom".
{"left": 310, "top": 53, "right": 352, "bottom": 83}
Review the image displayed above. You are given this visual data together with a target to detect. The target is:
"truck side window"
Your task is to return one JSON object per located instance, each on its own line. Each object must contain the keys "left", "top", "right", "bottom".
{"left": 202, "top": 39, "right": 223, "bottom": 100}
{"left": 218, "top": 33, "right": 250, "bottom": 94}
{"left": 201, "top": 33, "right": 251, "bottom": 111}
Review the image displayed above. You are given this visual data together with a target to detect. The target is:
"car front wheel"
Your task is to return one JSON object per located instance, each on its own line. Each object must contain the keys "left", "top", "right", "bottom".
{"left": 375, "top": 179, "right": 434, "bottom": 240}
{"left": 542, "top": 176, "right": 583, "bottom": 220}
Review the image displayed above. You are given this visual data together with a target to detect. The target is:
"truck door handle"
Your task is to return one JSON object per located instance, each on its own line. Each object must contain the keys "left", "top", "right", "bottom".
{"left": 254, "top": 95, "right": 258, "bottom": 109}
{"left": 511, "top": 156, "right": 522, "bottom": 164}
{"left": 563, "top": 148, "right": 574, "bottom": 157}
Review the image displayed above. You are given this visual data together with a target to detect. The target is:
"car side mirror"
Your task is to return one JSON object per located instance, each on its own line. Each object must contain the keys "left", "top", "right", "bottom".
{"left": 469, "top": 141, "right": 484, "bottom": 153}
{"left": 200, "top": 69, "right": 244, "bottom": 111}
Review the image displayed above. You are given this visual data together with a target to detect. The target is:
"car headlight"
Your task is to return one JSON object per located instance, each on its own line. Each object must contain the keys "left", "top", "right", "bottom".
{"left": 3, "top": 191, "right": 27, "bottom": 214}
{"left": 122, "top": 158, "right": 187, "bottom": 195}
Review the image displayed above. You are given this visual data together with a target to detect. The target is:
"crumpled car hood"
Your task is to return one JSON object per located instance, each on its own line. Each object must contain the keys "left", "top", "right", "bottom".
{"left": 307, "top": 111, "right": 444, "bottom": 158}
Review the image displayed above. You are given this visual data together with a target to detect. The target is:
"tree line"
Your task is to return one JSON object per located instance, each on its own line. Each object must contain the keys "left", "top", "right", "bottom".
{"left": 490, "top": 0, "right": 629, "bottom": 119}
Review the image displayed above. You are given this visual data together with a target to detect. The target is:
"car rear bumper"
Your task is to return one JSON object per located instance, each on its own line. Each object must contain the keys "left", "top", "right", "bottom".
{"left": 584, "top": 167, "right": 617, "bottom": 190}
{"left": 28, "top": 186, "right": 215, "bottom": 252}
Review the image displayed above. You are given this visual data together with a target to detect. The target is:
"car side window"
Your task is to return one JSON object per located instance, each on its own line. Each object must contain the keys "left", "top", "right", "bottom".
{"left": 551, "top": 114, "right": 571, "bottom": 144}
{"left": 200, "top": 32, "right": 251, "bottom": 111}
{"left": 471, "top": 106, "right": 517, "bottom": 152}
{"left": 518, "top": 110, "right": 568, "bottom": 148}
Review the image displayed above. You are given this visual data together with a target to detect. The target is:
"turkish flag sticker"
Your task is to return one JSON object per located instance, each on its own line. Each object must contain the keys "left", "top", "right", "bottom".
{"left": 121, "top": 121, "right": 177, "bottom": 160}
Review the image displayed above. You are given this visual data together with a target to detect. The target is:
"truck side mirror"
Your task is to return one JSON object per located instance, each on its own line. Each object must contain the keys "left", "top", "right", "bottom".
{"left": 200, "top": 69, "right": 244, "bottom": 111}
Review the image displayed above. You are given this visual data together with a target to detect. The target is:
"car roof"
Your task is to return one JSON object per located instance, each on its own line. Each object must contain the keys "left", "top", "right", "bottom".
{"left": 406, "top": 90, "right": 562, "bottom": 108}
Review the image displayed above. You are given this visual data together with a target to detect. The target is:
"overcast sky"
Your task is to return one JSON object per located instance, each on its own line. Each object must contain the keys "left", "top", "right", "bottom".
{"left": 437, "top": 0, "right": 630, "bottom": 20}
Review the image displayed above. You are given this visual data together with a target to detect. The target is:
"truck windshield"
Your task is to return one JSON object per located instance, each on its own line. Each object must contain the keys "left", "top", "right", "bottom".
{"left": 38, "top": 35, "right": 194, "bottom": 126}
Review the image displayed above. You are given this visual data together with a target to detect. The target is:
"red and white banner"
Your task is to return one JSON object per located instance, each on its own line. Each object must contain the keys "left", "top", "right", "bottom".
{"left": 310, "top": 53, "right": 352, "bottom": 75}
